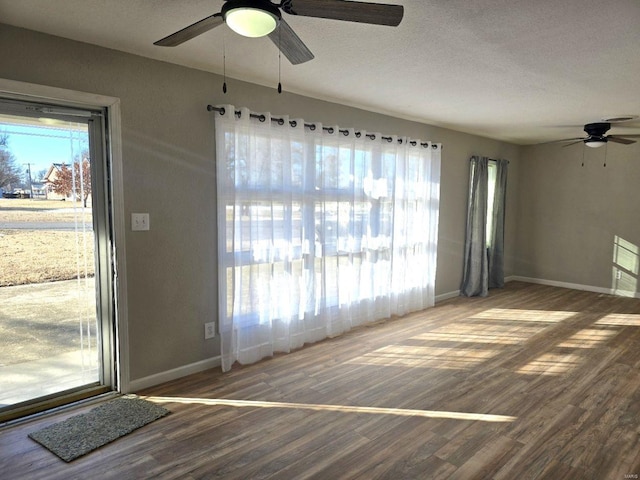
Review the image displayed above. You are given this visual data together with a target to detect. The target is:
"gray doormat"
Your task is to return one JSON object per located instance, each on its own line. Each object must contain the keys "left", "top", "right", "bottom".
{"left": 28, "top": 395, "right": 169, "bottom": 462}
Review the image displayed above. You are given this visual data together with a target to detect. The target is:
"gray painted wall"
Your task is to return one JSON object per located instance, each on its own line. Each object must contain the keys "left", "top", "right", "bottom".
{"left": 516, "top": 143, "right": 640, "bottom": 296}
{"left": 1, "top": 23, "right": 520, "bottom": 381}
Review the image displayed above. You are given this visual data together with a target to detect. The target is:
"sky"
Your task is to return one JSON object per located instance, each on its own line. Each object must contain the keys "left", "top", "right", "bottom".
{"left": 1, "top": 122, "right": 88, "bottom": 181}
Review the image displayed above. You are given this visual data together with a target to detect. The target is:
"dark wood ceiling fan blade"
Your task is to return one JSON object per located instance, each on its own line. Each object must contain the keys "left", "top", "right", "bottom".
{"left": 286, "top": 0, "right": 404, "bottom": 26}
{"left": 268, "top": 19, "right": 314, "bottom": 65}
{"left": 537, "top": 137, "right": 584, "bottom": 145}
{"left": 608, "top": 136, "right": 637, "bottom": 145}
{"left": 154, "top": 13, "right": 224, "bottom": 47}
{"left": 562, "top": 139, "right": 586, "bottom": 147}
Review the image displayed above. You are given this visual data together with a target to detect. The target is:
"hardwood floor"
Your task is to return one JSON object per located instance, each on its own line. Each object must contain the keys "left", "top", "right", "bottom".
{"left": 2, "top": 281, "right": 640, "bottom": 479}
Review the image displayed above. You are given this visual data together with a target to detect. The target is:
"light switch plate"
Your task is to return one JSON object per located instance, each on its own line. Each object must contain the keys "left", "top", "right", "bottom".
{"left": 131, "top": 213, "right": 150, "bottom": 231}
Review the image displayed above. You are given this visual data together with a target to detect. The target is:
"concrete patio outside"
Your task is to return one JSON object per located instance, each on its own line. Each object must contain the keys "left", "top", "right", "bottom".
{"left": 0, "top": 279, "right": 99, "bottom": 407}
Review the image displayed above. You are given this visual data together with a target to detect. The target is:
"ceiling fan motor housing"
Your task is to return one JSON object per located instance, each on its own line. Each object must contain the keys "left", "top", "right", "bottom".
{"left": 584, "top": 122, "right": 611, "bottom": 138}
{"left": 222, "top": 0, "right": 282, "bottom": 21}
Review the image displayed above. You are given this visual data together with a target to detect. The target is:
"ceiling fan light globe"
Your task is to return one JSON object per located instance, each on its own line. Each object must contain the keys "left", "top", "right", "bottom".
{"left": 584, "top": 139, "right": 607, "bottom": 148}
{"left": 225, "top": 7, "right": 278, "bottom": 37}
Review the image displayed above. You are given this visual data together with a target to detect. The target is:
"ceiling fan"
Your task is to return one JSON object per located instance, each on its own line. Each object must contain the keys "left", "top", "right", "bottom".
{"left": 153, "top": 0, "right": 404, "bottom": 65}
{"left": 554, "top": 122, "right": 640, "bottom": 148}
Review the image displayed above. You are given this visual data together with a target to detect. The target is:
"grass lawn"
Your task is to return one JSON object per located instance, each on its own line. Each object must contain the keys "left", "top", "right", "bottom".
{"left": 0, "top": 198, "right": 92, "bottom": 222}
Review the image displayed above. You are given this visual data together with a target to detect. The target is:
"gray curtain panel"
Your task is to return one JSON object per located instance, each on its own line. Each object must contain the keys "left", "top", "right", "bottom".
{"left": 488, "top": 159, "right": 508, "bottom": 288}
{"left": 460, "top": 156, "right": 508, "bottom": 297}
{"left": 460, "top": 156, "right": 489, "bottom": 297}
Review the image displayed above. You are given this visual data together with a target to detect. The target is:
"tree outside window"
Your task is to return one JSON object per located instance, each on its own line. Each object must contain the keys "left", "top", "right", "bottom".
{"left": 49, "top": 155, "right": 91, "bottom": 207}
{"left": 0, "top": 132, "right": 21, "bottom": 192}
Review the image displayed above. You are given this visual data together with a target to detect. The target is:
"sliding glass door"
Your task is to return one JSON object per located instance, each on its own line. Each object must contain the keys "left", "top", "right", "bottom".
{"left": 0, "top": 98, "right": 115, "bottom": 420}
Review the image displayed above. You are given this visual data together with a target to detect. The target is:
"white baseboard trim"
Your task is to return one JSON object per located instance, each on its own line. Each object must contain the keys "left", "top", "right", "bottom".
{"left": 507, "top": 276, "right": 640, "bottom": 299}
{"left": 435, "top": 290, "right": 460, "bottom": 303}
{"left": 128, "top": 356, "right": 221, "bottom": 392}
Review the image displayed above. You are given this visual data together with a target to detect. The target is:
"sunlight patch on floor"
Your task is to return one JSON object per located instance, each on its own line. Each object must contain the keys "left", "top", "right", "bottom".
{"left": 515, "top": 353, "right": 582, "bottom": 376}
{"left": 470, "top": 308, "right": 578, "bottom": 323}
{"left": 557, "top": 328, "right": 618, "bottom": 348}
{"left": 144, "top": 396, "right": 517, "bottom": 422}
{"left": 412, "top": 321, "right": 546, "bottom": 345}
{"left": 347, "top": 345, "right": 499, "bottom": 370}
{"left": 595, "top": 313, "right": 640, "bottom": 327}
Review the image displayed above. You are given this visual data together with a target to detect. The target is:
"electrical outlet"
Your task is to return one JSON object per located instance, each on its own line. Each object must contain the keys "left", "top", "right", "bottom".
{"left": 615, "top": 270, "right": 622, "bottom": 280}
{"left": 204, "top": 321, "right": 216, "bottom": 339}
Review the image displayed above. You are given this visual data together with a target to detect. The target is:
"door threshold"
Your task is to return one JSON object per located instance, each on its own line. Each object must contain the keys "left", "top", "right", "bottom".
{"left": 0, "top": 385, "right": 114, "bottom": 426}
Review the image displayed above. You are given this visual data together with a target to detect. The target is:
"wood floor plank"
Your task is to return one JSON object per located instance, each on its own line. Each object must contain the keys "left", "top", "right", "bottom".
{"left": 446, "top": 433, "right": 522, "bottom": 480}
{"left": 2, "top": 281, "right": 640, "bottom": 479}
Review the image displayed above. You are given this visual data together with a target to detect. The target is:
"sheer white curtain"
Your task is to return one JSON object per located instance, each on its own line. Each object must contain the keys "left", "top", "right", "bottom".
{"left": 215, "top": 105, "right": 441, "bottom": 372}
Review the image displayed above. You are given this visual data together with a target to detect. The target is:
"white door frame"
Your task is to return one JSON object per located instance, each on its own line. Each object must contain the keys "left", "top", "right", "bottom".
{"left": 0, "top": 77, "right": 130, "bottom": 394}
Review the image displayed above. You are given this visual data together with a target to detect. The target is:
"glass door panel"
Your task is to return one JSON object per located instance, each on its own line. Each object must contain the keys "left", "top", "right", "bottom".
{"left": 0, "top": 99, "right": 113, "bottom": 416}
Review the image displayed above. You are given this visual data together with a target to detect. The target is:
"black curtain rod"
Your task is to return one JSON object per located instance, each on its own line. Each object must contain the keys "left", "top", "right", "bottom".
{"left": 207, "top": 105, "right": 434, "bottom": 148}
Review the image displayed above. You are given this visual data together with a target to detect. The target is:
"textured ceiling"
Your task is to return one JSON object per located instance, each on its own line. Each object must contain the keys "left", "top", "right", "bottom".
{"left": 1, "top": 0, "right": 639, "bottom": 144}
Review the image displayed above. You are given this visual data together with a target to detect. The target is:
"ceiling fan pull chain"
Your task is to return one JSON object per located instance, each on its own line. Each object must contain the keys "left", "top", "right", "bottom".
{"left": 223, "top": 31, "right": 228, "bottom": 94}
{"left": 277, "top": 25, "right": 282, "bottom": 94}
{"left": 603, "top": 143, "right": 608, "bottom": 167}
{"left": 581, "top": 145, "right": 585, "bottom": 167}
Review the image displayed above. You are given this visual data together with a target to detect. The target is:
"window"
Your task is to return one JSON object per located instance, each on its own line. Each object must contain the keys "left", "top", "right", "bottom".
{"left": 215, "top": 107, "right": 441, "bottom": 371}
{"left": 486, "top": 160, "right": 497, "bottom": 247}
